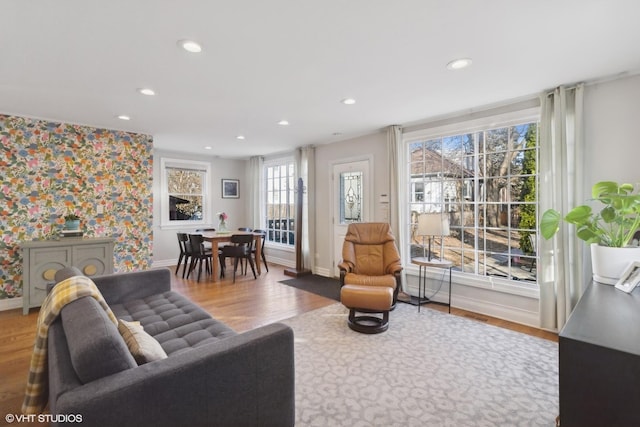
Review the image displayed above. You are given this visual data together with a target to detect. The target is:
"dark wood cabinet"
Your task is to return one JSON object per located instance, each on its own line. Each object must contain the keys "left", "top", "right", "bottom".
{"left": 559, "top": 281, "right": 640, "bottom": 426}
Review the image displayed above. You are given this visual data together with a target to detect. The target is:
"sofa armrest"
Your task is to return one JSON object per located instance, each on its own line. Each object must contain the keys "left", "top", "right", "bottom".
{"left": 52, "top": 322, "right": 295, "bottom": 427}
{"left": 92, "top": 268, "right": 172, "bottom": 305}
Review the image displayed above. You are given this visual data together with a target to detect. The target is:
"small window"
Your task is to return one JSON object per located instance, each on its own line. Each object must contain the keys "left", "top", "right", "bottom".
{"left": 161, "top": 158, "right": 210, "bottom": 226}
{"left": 264, "top": 158, "right": 295, "bottom": 246}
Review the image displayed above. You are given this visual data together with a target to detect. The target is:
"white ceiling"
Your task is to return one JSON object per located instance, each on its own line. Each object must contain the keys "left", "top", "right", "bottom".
{"left": 2, "top": 0, "right": 640, "bottom": 159}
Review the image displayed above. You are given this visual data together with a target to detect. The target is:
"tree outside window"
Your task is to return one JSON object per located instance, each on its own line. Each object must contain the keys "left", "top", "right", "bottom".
{"left": 408, "top": 122, "right": 539, "bottom": 282}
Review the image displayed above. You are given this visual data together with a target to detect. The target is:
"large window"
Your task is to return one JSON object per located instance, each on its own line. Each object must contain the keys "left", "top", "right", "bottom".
{"left": 407, "top": 121, "right": 538, "bottom": 283}
{"left": 264, "top": 159, "right": 295, "bottom": 246}
{"left": 161, "top": 158, "right": 210, "bottom": 226}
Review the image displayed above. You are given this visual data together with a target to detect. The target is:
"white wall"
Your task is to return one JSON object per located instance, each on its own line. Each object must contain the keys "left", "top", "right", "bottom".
{"left": 313, "top": 131, "right": 388, "bottom": 275}
{"left": 583, "top": 73, "right": 640, "bottom": 188}
{"left": 152, "top": 149, "right": 249, "bottom": 266}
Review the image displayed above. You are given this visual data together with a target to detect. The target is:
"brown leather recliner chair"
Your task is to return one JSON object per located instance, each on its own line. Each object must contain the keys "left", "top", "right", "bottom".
{"left": 338, "top": 222, "right": 403, "bottom": 307}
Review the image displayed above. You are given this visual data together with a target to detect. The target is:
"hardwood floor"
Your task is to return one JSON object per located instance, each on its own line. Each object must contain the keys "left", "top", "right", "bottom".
{"left": 0, "top": 263, "right": 556, "bottom": 424}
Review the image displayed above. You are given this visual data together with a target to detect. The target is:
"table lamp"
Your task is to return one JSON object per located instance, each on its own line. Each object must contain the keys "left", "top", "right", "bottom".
{"left": 417, "top": 213, "right": 450, "bottom": 261}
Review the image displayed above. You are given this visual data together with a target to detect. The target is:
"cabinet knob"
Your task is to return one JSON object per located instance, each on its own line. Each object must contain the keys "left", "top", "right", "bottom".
{"left": 43, "top": 269, "right": 57, "bottom": 281}
{"left": 83, "top": 265, "right": 98, "bottom": 276}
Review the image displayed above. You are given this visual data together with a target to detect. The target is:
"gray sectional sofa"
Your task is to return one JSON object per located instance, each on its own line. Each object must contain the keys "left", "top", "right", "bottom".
{"left": 47, "top": 268, "right": 295, "bottom": 427}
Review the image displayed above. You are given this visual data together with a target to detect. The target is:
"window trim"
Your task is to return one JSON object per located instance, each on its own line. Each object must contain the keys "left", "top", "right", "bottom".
{"left": 401, "top": 106, "right": 541, "bottom": 290}
{"left": 160, "top": 157, "right": 211, "bottom": 229}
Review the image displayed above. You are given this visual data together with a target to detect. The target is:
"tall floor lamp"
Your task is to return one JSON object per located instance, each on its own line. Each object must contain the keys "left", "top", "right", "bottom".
{"left": 416, "top": 213, "right": 450, "bottom": 261}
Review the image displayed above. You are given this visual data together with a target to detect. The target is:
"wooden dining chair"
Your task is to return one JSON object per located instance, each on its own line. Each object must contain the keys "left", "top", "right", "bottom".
{"left": 252, "top": 229, "right": 269, "bottom": 272}
{"left": 187, "top": 234, "right": 213, "bottom": 282}
{"left": 195, "top": 228, "right": 216, "bottom": 250}
{"left": 176, "top": 233, "right": 193, "bottom": 278}
{"left": 218, "top": 234, "right": 256, "bottom": 283}
{"left": 237, "top": 228, "right": 253, "bottom": 273}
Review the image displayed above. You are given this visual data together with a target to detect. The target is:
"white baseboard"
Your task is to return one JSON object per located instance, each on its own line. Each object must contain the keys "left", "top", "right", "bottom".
{"left": 268, "top": 256, "right": 295, "bottom": 269}
{"left": 402, "top": 274, "right": 540, "bottom": 328}
{"left": 152, "top": 259, "right": 177, "bottom": 269}
{"left": 0, "top": 296, "right": 23, "bottom": 312}
{"left": 312, "top": 267, "right": 332, "bottom": 278}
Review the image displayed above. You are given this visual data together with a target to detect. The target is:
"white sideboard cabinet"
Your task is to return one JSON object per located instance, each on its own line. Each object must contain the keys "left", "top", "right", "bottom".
{"left": 21, "top": 237, "right": 115, "bottom": 315}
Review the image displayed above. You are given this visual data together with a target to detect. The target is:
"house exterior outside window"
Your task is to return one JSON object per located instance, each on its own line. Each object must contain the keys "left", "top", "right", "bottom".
{"left": 405, "top": 118, "right": 539, "bottom": 284}
{"left": 160, "top": 158, "right": 210, "bottom": 227}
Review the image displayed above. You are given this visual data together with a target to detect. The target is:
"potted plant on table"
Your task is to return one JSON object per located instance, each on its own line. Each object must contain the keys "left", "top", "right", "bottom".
{"left": 63, "top": 212, "right": 81, "bottom": 230}
{"left": 540, "top": 181, "right": 640, "bottom": 284}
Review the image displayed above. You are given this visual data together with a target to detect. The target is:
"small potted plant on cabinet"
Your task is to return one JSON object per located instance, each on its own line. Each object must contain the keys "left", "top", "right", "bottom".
{"left": 540, "top": 181, "right": 640, "bottom": 284}
{"left": 64, "top": 212, "right": 81, "bottom": 231}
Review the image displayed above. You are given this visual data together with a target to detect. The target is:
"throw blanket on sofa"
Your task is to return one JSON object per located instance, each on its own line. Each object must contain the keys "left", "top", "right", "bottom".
{"left": 22, "top": 275, "right": 116, "bottom": 414}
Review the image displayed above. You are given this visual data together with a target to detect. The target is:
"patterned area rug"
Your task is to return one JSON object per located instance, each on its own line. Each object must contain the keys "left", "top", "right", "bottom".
{"left": 281, "top": 303, "right": 558, "bottom": 426}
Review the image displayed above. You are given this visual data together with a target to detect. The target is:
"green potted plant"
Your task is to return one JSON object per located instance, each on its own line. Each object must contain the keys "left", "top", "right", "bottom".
{"left": 63, "top": 212, "right": 81, "bottom": 230}
{"left": 540, "top": 181, "right": 640, "bottom": 284}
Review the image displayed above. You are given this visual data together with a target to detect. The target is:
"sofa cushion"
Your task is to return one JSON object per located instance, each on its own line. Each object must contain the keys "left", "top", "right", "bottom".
{"left": 109, "top": 291, "right": 237, "bottom": 355}
{"left": 61, "top": 296, "right": 137, "bottom": 384}
{"left": 118, "top": 319, "right": 168, "bottom": 364}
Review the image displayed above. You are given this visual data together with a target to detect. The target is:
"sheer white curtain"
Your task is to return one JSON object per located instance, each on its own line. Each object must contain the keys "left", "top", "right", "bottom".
{"left": 387, "top": 125, "right": 407, "bottom": 288}
{"left": 296, "top": 146, "right": 315, "bottom": 272}
{"left": 538, "top": 84, "right": 585, "bottom": 331}
{"left": 387, "top": 125, "right": 402, "bottom": 236}
{"left": 248, "top": 156, "right": 263, "bottom": 229}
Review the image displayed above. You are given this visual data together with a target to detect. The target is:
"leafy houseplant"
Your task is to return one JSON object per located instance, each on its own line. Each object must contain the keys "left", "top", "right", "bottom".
{"left": 540, "top": 181, "right": 640, "bottom": 284}
{"left": 64, "top": 213, "right": 80, "bottom": 221}
{"left": 540, "top": 181, "right": 640, "bottom": 247}
{"left": 63, "top": 212, "right": 81, "bottom": 230}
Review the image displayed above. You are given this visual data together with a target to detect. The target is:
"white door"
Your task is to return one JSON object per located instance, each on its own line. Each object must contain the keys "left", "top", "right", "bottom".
{"left": 332, "top": 159, "right": 371, "bottom": 277}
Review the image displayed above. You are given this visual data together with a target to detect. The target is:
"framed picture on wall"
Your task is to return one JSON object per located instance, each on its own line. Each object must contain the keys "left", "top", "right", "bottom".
{"left": 222, "top": 179, "right": 239, "bottom": 198}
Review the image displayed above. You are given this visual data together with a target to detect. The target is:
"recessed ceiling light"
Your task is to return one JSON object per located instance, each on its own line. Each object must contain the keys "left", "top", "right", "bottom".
{"left": 117, "top": 115, "right": 130, "bottom": 121}
{"left": 341, "top": 98, "right": 356, "bottom": 105}
{"left": 178, "top": 39, "right": 202, "bottom": 53}
{"left": 446, "top": 58, "right": 473, "bottom": 70}
{"left": 278, "top": 120, "right": 289, "bottom": 126}
{"left": 236, "top": 135, "right": 245, "bottom": 140}
{"left": 138, "top": 88, "right": 155, "bottom": 96}
{"left": 204, "top": 146, "right": 212, "bottom": 150}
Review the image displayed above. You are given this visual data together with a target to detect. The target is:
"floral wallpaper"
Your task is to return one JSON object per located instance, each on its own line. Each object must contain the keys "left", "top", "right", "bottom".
{"left": 0, "top": 114, "right": 153, "bottom": 300}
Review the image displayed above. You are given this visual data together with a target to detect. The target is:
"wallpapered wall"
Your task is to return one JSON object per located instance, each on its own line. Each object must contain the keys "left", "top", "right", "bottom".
{"left": 0, "top": 114, "right": 153, "bottom": 299}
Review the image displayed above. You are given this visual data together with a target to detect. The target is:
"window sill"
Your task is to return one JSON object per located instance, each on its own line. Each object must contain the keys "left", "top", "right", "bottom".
{"left": 264, "top": 242, "right": 295, "bottom": 253}
{"left": 406, "top": 264, "right": 539, "bottom": 300}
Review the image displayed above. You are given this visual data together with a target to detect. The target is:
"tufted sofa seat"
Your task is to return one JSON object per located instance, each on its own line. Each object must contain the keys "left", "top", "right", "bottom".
{"left": 110, "top": 291, "right": 237, "bottom": 356}
{"left": 47, "top": 268, "right": 295, "bottom": 427}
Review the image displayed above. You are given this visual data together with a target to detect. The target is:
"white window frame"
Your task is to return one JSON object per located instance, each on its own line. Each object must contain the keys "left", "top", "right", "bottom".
{"left": 263, "top": 156, "right": 296, "bottom": 250}
{"left": 160, "top": 157, "right": 211, "bottom": 228}
{"left": 402, "top": 107, "right": 540, "bottom": 293}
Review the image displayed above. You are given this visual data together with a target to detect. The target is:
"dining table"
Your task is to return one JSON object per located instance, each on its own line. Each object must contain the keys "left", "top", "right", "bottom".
{"left": 199, "top": 230, "right": 263, "bottom": 281}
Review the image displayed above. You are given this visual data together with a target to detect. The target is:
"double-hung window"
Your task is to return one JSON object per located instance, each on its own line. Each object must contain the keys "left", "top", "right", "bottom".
{"left": 405, "top": 111, "right": 539, "bottom": 284}
{"left": 160, "top": 158, "right": 210, "bottom": 227}
{"left": 264, "top": 158, "right": 295, "bottom": 246}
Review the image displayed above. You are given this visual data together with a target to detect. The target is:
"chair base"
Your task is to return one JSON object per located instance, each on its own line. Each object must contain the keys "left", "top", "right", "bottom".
{"left": 348, "top": 309, "right": 389, "bottom": 334}
{"left": 341, "top": 284, "right": 393, "bottom": 334}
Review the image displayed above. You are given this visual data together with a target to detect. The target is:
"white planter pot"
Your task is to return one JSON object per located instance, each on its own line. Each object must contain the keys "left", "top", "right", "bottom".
{"left": 591, "top": 243, "right": 640, "bottom": 285}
